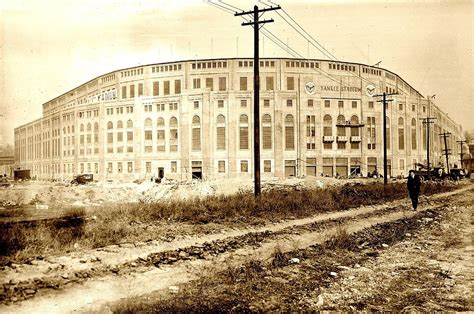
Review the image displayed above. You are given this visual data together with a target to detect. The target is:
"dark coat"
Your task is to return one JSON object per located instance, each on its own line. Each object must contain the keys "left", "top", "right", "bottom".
{"left": 407, "top": 174, "right": 421, "bottom": 196}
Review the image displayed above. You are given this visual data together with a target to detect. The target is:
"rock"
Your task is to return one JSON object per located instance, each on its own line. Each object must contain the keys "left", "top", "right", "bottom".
{"left": 337, "top": 266, "right": 350, "bottom": 271}
{"left": 130, "top": 262, "right": 137, "bottom": 267}
{"left": 9, "top": 279, "right": 19, "bottom": 285}
{"left": 73, "top": 242, "right": 80, "bottom": 249}
{"left": 178, "top": 251, "right": 189, "bottom": 259}
{"left": 289, "top": 258, "right": 300, "bottom": 264}
{"left": 330, "top": 272, "right": 338, "bottom": 278}
{"left": 316, "top": 294, "right": 324, "bottom": 307}
{"left": 382, "top": 244, "right": 389, "bottom": 248}
{"left": 406, "top": 233, "right": 412, "bottom": 237}
{"left": 422, "top": 217, "right": 434, "bottom": 223}
{"left": 354, "top": 264, "right": 361, "bottom": 268}
{"left": 62, "top": 274, "right": 69, "bottom": 279}
{"left": 348, "top": 275, "right": 355, "bottom": 280}
{"left": 79, "top": 258, "right": 87, "bottom": 263}
{"left": 169, "top": 286, "right": 179, "bottom": 294}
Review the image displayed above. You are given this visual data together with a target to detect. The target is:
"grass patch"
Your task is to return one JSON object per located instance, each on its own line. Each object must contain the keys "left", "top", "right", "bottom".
{"left": 0, "top": 181, "right": 458, "bottom": 264}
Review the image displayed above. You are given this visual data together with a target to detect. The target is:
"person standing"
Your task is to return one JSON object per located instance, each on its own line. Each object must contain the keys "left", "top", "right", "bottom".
{"left": 407, "top": 170, "right": 421, "bottom": 210}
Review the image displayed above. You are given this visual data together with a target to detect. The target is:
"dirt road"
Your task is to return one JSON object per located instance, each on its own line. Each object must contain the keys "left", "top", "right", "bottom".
{"left": 1, "top": 184, "right": 472, "bottom": 313}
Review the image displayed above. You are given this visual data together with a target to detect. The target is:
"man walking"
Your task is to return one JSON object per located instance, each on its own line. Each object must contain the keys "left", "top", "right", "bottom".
{"left": 407, "top": 170, "right": 421, "bottom": 210}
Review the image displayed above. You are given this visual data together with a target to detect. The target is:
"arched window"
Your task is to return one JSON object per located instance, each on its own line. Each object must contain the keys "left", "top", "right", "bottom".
{"left": 87, "top": 123, "right": 91, "bottom": 132}
{"left": 144, "top": 118, "right": 152, "bottom": 128}
{"left": 386, "top": 117, "right": 391, "bottom": 150}
{"left": 80, "top": 124, "right": 85, "bottom": 132}
{"left": 411, "top": 118, "right": 417, "bottom": 150}
{"left": 157, "top": 117, "right": 165, "bottom": 127}
{"left": 107, "top": 122, "right": 113, "bottom": 130}
{"left": 94, "top": 122, "right": 99, "bottom": 132}
{"left": 157, "top": 118, "right": 165, "bottom": 152}
{"left": 192, "top": 115, "right": 201, "bottom": 151}
{"left": 285, "top": 114, "right": 295, "bottom": 150}
{"left": 216, "top": 115, "right": 226, "bottom": 150}
{"left": 127, "top": 119, "right": 133, "bottom": 128}
{"left": 337, "top": 115, "right": 346, "bottom": 136}
{"left": 170, "top": 117, "right": 178, "bottom": 151}
{"left": 239, "top": 114, "right": 249, "bottom": 150}
{"left": 262, "top": 114, "right": 272, "bottom": 149}
{"left": 323, "top": 115, "right": 332, "bottom": 136}
{"left": 117, "top": 121, "right": 123, "bottom": 129}
{"left": 398, "top": 117, "right": 405, "bottom": 150}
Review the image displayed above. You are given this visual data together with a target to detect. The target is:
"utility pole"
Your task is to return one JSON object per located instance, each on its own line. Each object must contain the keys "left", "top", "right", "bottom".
{"left": 235, "top": 5, "right": 281, "bottom": 197}
{"left": 456, "top": 140, "right": 466, "bottom": 167}
{"left": 439, "top": 132, "right": 452, "bottom": 173}
{"left": 373, "top": 92, "right": 397, "bottom": 186}
{"left": 420, "top": 117, "right": 436, "bottom": 179}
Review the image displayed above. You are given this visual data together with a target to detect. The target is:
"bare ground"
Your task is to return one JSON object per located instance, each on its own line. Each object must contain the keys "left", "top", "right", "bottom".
{"left": 0, "top": 184, "right": 471, "bottom": 313}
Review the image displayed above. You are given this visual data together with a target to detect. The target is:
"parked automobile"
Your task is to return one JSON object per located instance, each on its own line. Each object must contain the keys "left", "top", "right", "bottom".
{"left": 71, "top": 174, "right": 94, "bottom": 185}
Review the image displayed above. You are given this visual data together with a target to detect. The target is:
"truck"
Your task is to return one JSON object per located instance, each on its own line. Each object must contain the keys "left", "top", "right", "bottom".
{"left": 71, "top": 174, "right": 94, "bottom": 185}
{"left": 13, "top": 169, "right": 31, "bottom": 181}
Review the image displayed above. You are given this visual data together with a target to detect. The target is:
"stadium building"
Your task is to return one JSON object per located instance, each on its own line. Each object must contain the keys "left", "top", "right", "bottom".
{"left": 14, "top": 58, "right": 464, "bottom": 181}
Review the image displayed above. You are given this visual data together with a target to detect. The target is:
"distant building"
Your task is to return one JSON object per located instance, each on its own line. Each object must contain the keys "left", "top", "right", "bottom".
{"left": 0, "top": 155, "right": 14, "bottom": 177}
{"left": 14, "top": 58, "right": 464, "bottom": 181}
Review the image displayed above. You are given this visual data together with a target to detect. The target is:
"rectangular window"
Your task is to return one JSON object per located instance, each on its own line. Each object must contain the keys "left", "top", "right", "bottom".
{"left": 286, "top": 99, "right": 293, "bottom": 107}
{"left": 164, "top": 81, "right": 170, "bottom": 95}
{"left": 217, "top": 127, "right": 225, "bottom": 150}
{"left": 218, "top": 160, "right": 225, "bottom": 173}
{"left": 127, "top": 162, "right": 133, "bottom": 173}
{"left": 338, "top": 100, "right": 344, "bottom": 109}
{"left": 121, "top": 86, "right": 127, "bottom": 99}
{"left": 117, "top": 162, "right": 122, "bottom": 173}
{"left": 146, "top": 162, "right": 151, "bottom": 173}
{"left": 130, "top": 85, "right": 135, "bottom": 98}
{"left": 206, "top": 78, "right": 213, "bottom": 91}
{"left": 240, "top": 77, "right": 247, "bottom": 91}
{"left": 287, "top": 77, "right": 294, "bottom": 90}
{"left": 219, "top": 77, "right": 226, "bottom": 91}
{"left": 263, "top": 99, "right": 270, "bottom": 107}
{"left": 107, "top": 162, "right": 113, "bottom": 173}
{"left": 266, "top": 77, "right": 274, "bottom": 90}
{"left": 192, "top": 127, "right": 201, "bottom": 151}
{"left": 352, "top": 101, "right": 357, "bottom": 109}
{"left": 308, "top": 99, "right": 313, "bottom": 107}
{"left": 217, "top": 100, "right": 224, "bottom": 108}
{"left": 107, "top": 133, "right": 113, "bottom": 144}
{"left": 127, "top": 131, "right": 133, "bottom": 141}
{"left": 193, "top": 78, "right": 201, "bottom": 89}
{"left": 263, "top": 160, "right": 271, "bottom": 173}
{"left": 117, "top": 132, "right": 123, "bottom": 142}
{"left": 324, "top": 100, "right": 330, "bottom": 108}
{"left": 399, "top": 103, "right": 404, "bottom": 110}
{"left": 171, "top": 161, "right": 177, "bottom": 173}
{"left": 194, "top": 101, "right": 199, "bottom": 109}
{"left": 174, "top": 80, "right": 181, "bottom": 94}
{"left": 153, "top": 82, "right": 159, "bottom": 96}
{"left": 306, "top": 158, "right": 317, "bottom": 176}
{"left": 241, "top": 160, "right": 248, "bottom": 173}
{"left": 145, "top": 130, "right": 152, "bottom": 140}
{"left": 240, "top": 99, "right": 247, "bottom": 108}
{"left": 138, "top": 83, "right": 143, "bottom": 96}
{"left": 368, "top": 101, "right": 374, "bottom": 109}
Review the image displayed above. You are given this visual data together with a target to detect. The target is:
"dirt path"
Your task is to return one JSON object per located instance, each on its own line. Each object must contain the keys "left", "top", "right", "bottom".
{"left": 1, "top": 185, "right": 471, "bottom": 313}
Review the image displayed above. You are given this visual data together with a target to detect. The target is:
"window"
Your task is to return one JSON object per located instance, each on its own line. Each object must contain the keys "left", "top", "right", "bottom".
{"left": 324, "top": 100, "right": 330, "bottom": 108}
{"left": 240, "top": 77, "right": 247, "bottom": 91}
{"left": 194, "top": 101, "right": 199, "bottom": 109}
{"left": 175, "top": 80, "right": 181, "bottom": 94}
{"left": 108, "top": 163, "right": 113, "bottom": 173}
{"left": 117, "top": 132, "right": 123, "bottom": 142}
{"left": 218, "top": 161, "right": 225, "bottom": 173}
{"left": 262, "top": 114, "right": 272, "bottom": 149}
{"left": 170, "top": 117, "right": 178, "bottom": 152}
{"left": 107, "top": 133, "right": 113, "bottom": 144}
{"left": 117, "top": 162, "right": 122, "bottom": 173}
{"left": 171, "top": 161, "right": 177, "bottom": 173}
{"left": 337, "top": 115, "right": 346, "bottom": 149}
{"left": 411, "top": 118, "right": 417, "bottom": 150}
{"left": 266, "top": 77, "right": 274, "bottom": 90}
{"left": 386, "top": 117, "right": 391, "bottom": 150}
{"left": 306, "top": 115, "right": 316, "bottom": 150}
{"left": 306, "top": 158, "right": 316, "bottom": 176}
{"left": 130, "top": 85, "right": 135, "bottom": 98}
{"left": 263, "top": 99, "right": 270, "bottom": 107}
{"left": 193, "top": 78, "right": 201, "bottom": 89}
{"left": 264, "top": 160, "right": 271, "bottom": 173}
{"left": 206, "top": 78, "right": 213, "bottom": 91}
{"left": 286, "top": 99, "right": 293, "bottom": 107}
{"left": 239, "top": 114, "right": 249, "bottom": 150}
{"left": 121, "top": 86, "right": 127, "bottom": 99}
{"left": 127, "top": 119, "right": 133, "bottom": 128}
{"left": 338, "top": 100, "right": 344, "bottom": 109}
{"left": 412, "top": 104, "right": 416, "bottom": 112}
{"left": 398, "top": 117, "right": 405, "bottom": 150}
{"left": 153, "top": 82, "right": 159, "bottom": 96}
{"left": 219, "top": 77, "right": 226, "bottom": 91}
{"left": 350, "top": 115, "right": 360, "bottom": 149}
{"left": 145, "top": 130, "right": 152, "bottom": 140}
{"left": 351, "top": 101, "right": 357, "bottom": 109}
{"left": 399, "top": 103, "right": 404, "bottom": 111}
{"left": 138, "top": 83, "right": 143, "bottom": 96}
{"left": 241, "top": 160, "right": 248, "bottom": 173}
{"left": 146, "top": 162, "right": 151, "bottom": 173}
{"left": 216, "top": 115, "right": 226, "bottom": 150}
{"left": 127, "top": 162, "right": 133, "bottom": 173}
{"left": 308, "top": 99, "right": 313, "bottom": 107}
{"left": 164, "top": 81, "right": 170, "bottom": 95}
{"left": 368, "top": 101, "right": 374, "bottom": 109}
{"left": 192, "top": 115, "right": 201, "bottom": 151}
{"left": 145, "top": 118, "right": 152, "bottom": 128}
{"left": 285, "top": 115, "right": 295, "bottom": 150}
{"left": 240, "top": 99, "right": 247, "bottom": 108}
{"left": 217, "top": 100, "right": 224, "bottom": 108}
{"left": 287, "top": 77, "right": 294, "bottom": 90}
{"left": 323, "top": 115, "right": 333, "bottom": 150}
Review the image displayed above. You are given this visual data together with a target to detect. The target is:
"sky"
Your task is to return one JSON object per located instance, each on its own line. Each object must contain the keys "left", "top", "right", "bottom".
{"left": 0, "top": 0, "right": 473, "bottom": 144}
